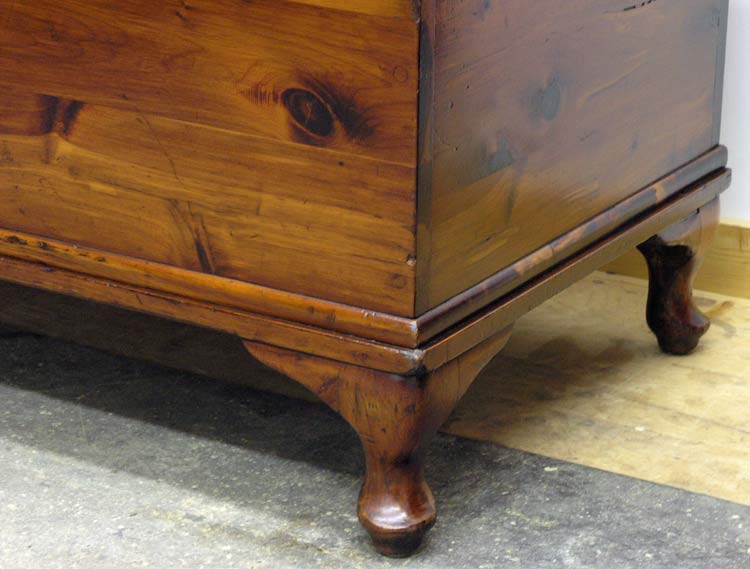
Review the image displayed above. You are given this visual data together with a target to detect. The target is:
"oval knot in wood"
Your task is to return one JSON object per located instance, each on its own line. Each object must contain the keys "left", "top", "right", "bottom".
{"left": 282, "top": 88, "right": 335, "bottom": 139}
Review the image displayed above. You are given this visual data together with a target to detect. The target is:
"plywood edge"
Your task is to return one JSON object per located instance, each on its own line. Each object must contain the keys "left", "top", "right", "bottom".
{"left": 603, "top": 219, "right": 750, "bottom": 299}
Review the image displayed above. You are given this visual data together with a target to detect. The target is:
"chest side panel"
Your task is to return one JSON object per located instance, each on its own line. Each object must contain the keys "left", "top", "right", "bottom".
{"left": 417, "top": 0, "right": 727, "bottom": 312}
{"left": 0, "top": 0, "right": 419, "bottom": 316}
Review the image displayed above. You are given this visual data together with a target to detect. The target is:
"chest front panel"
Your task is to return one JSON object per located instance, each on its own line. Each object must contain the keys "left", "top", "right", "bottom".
{"left": 0, "top": 0, "right": 420, "bottom": 315}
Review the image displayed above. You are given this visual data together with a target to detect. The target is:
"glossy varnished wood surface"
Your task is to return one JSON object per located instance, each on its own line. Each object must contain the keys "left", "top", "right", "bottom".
{"left": 0, "top": 138, "right": 727, "bottom": 351}
{"left": 416, "top": 148, "right": 728, "bottom": 343}
{"left": 245, "top": 327, "right": 513, "bottom": 556}
{"left": 0, "top": 0, "right": 418, "bottom": 163}
{"left": 417, "top": 170, "right": 730, "bottom": 361}
{"left": 0, "top": 0, "right": 732, "bottom": 358}
{"left": 0, "top": 170, "right": 729, "bottom": 375}
{"left": 417, "top": 0, "right": 729, "bottom": 312}
{"left": 0, "top": 227, "right": 418, "bottom": 347}
{"left": 0, "top": 251, "right": 426, "bottom": 374}
{"left": 288, "top": 0, "right": 417, "bottom": 18}
{"left": 0, "top": 0, "right": 730, "bottom": 323}
{"left": 0, "top": 0, "right": 419, "bottom": 315}
{"left": 638, "top": 198, "right": 720, "bottom": 355}
{"left": 0, "top": 0, "right": 732, "bottom": 557}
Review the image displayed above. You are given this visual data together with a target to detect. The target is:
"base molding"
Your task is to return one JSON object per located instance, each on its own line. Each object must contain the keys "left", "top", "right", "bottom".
{"left": 0, "top": 168, "right": 731, "bottom": 374}
{"left": 604, "top": 220, "right": 750, "bottom": 299}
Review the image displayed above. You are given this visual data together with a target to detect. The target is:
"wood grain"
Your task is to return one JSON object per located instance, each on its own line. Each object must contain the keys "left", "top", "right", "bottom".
{"left": 0, "top": 0, "right": 418, "bottom": 164}
{"left": 0, "top": 170, "right": 729, "bottom": 376}
{"left": 245, "top": 327, "right": 512, "bottom": 557}
{"left": 0, "top": 146, "right": 727, "bottom": 351}
{"left": 0, "top": 24, "right": 419, "bottom": 320}
{"left": 0, "top": 227, "right": 418, "bottom": 347}
{"left": 0, "top": 0, "right": 734, "bottom": 559}
{"left": 0, "top": 0, "right": 731, "bottom": 323}
{"left": 416, "top": 148, "right": 728, "bottom": 342}
{"left": 0, "top": 0, "right": 420, "bottom": 315}
{"left": 0, "top": 253, "right": 426, "bottom": 374}
{"left": 2, "top": 274, "right": 747, "bottom": 507}
{"left": 444, "top": 272, "right": 750, "bottom": 506}
{"left": 285, "top": 0, "right": 417, "bottom": 19}
{"left": 417, "top": 0, "right": 728, "bottom": 312}
{"left": 418, "top": 171, "right": 729, "bottom": 362}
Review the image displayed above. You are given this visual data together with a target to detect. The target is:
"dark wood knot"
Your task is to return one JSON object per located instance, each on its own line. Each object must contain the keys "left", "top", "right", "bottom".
{"left": 282, "top": 88, "right": 335, "bottom": 139}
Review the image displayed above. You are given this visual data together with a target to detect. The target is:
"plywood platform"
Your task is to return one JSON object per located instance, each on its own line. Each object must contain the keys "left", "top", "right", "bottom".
{"left": 445, "top": 273, "right": 750, "bottom": 505}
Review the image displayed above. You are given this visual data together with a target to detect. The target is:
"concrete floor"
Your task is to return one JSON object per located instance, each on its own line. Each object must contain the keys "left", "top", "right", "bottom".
{"left": 1, "top": 331, "right": 749, "bottom": 568}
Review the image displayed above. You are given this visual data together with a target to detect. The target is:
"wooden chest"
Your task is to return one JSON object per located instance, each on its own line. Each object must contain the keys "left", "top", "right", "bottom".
{"left": 0, "top": 0, "right": 731, "bottom": 556}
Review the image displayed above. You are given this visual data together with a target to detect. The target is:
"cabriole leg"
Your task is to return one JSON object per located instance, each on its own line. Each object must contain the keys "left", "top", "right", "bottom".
{"left": 244, "top": 329, "right": 511, "bottom": 557}
{"left": 637, "top": 198, "right": 720, "bottom": 355}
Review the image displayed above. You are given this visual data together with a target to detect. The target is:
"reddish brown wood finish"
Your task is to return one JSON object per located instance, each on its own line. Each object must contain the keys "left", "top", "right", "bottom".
{"left": 0, "top": 168, "right": 729, "bottom": 378}
{"left": 418, "top": 171, "right": 730, "bottom": 361}
{"left": 417, "top": 0, "right": 728, "bottom": 312}
{"left": 415, "top": 148, "right": 728, "bottom": 343}
{"left": 0, "top": 0, "right": 732, "bottom": 559}
{"left": 245, "top": 328, "right": 512, "bottom": 556}
{"left": 0, "top": 1, "right": 420, "bottom": 315}
{"left": 0, "top": 227, "right": 418, "bottom": 347}
{"left": 638, "top": 198, "right": 720, "bottom": 355}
